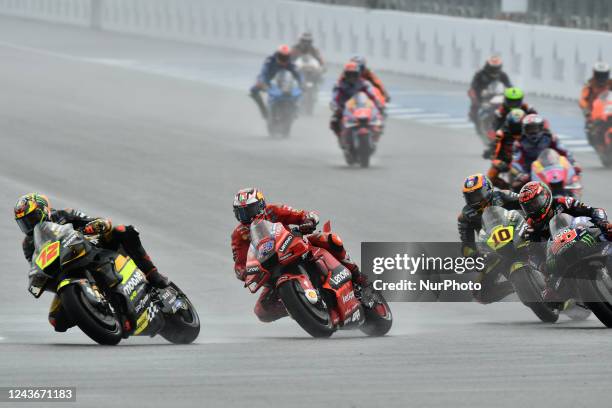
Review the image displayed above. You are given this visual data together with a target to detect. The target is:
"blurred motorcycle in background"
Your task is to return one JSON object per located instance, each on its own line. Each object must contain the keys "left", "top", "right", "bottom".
{"left": 267, "top": 69, "right": 302, "bottom": 138}
{"left": 294, "top": 54, "right": 323, "bottom": 116}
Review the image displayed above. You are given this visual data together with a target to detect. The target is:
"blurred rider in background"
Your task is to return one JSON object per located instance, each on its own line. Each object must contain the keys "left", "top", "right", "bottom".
{"left": 579, "top": 62, "right": 612, "bottom": 146}
{"left": 250, "top": 45, "right": 302, "bottom": 119}
{"left": 468, "top": 56, "right": 512, "bottom": 123}
{"left": 291, "top": 32, "right": 325, "bottom": 67}
{"left": 487, "top": 108, "right": 525, "bottom": 189}
{"left": 492, "top": 87, "right": 537, "bottom": 131}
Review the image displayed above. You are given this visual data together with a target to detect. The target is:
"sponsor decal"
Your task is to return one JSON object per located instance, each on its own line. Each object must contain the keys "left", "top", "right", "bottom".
{"left": 279, "top": 235, "right": 293, "bottom": 252}
{"left": 246, "top": 266, "right": 260, "bottom": 274}
{"left": 304, "top": 289, "right": 319, "bottom": 304}
{"left": 342, "top": 291, "right": 355, "bottom": 303}
{"left": 146, "top": 303, "right": 159, "bottom": 322}
{"left": 135, "top": 294, "right": 150, "bottom": 314}
{"left": 62, "top": 232, "right": 79, "bottom": 248}
{"left": 122, "top": 271, "right": 145, "bottom": 296}
{"left": 259, "top": 240, "right": 274, "bottom": 255}
{"left": 329, "top": 268, "right": 351, "bottom": 287}
{"left": 351, "top": 308, "right": 361, "bottom": 322}
{"left": 279, "top": 252, "right": 294, "bottom": 261}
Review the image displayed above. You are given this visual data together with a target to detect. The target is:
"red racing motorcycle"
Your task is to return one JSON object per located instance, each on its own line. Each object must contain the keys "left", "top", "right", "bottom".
{"left": 244, "top": 219, "right": 392, "bottom": 338}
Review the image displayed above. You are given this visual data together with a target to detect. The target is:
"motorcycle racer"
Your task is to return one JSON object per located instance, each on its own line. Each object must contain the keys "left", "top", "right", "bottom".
{"left": 250, "top": 45, "right": 303, "bottom": 119}
{"left": 14, "top": 193, "right": 169, "bottom": 332}
{"left": 518, "top": 181, "right": 611, "bottom": 243}
{"left": 511, "top": 114, "right": 580, "bottom": 189}
{"left": 468, "top": 56, "right": 512, "bottom": 123}
{"left": 291, "top": 32, "right": 324, "bottom": 67}
{"left": 579, "top": 62, "right": 612, "bottom": 146}
{"left": 231, "top": 188, "right": 369, "bottom": 322}
{"left": 492, "top": 87, "right": 537, "bottom": 131}
{"left": 486, "top": 108, "right": 525, "bottom": 188}
{"left": 457, "top": 174, "right": 521, "bottom": 303}
{"left": 330, "top": 62, "right": 385, "bottom": 138}
{"left": 350, "top": 56, "right": 391, "bottom": 103}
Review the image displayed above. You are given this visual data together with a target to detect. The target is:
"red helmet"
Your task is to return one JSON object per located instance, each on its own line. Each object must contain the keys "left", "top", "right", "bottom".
{"left": 275, "top": 44, "right": 291, "bottom": 65}
{"left": 233, "top": 188, "right": 266, "bottom": 224}
{"left": 519, "top": 181, "right": 553, "bottom": 223}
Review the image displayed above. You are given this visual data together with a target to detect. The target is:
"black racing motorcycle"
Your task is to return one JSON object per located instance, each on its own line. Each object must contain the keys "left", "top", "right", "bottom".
{"left": 28, "top": 221, "right": 200, "bottom": 345}
{"left": 546, "top": 213, "right": 612, "bottom": 327}
{"left": 477, "top": 206, "right": 559, "bottom": 322}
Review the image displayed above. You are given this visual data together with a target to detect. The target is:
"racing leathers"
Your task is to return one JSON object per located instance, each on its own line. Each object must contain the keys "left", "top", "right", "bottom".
{"left": 579, "top": 78, "right": 612, "bottom": 146}
{"left": 329, "top": 79, "right": 384, "bottom": 138}
{"left": 250, "top": 55, "right": 302, "bottom": 118}
{"left": 21, "top": 208, "right": 166, "bottom": 332}
{"left": 468, "top": 69, "right": 512, "bottom": 122}
{"left": 458, "top": 190, "right": 521, "bottom": 303}
{"left": 487, "top": 125, "right": 520, "bottom": 188}
{"left": 231, "top": 204, "right": 363, "bottom": 322}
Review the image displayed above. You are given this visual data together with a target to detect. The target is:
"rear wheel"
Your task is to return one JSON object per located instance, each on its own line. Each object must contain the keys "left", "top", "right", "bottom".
{"left": 60, "top": 284, "right": 122, "bottom": 345}
{"left": 510, "top": 268, "right": 559, "bottom": 323}
{"left": 278, "top": 280, "right": 334, "bottom": 338}
{"left": 159, "top": 288, "right": 200, "bottom": 344}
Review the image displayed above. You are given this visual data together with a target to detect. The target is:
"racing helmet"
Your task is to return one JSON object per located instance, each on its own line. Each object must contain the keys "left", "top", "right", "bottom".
{"left": 506, "top": 108, "right": 526, "bottom": 136}
{"left": 350, "top": 56, "right": 367, "bottom": 74}
{"left": 14, "top": 193, "right": 51, "bottom": 235}
{"left": 462, "top": 173, "right": 494, "bottom": 211}
{"left": 343, "top": 61, "right": 360, "bottom": 84}
{"left": 485, "top": 55, "right": 503, "bottom": 78}
{"left": 299, "top": 32, "right": 313, "bottom": 46}
{"left": 519, "top": 181, "right": 553, "bottom": 224}
{"left": 593, "top": 61, "right": 610, "bottom": 86}
{"left": 233, "top": 188, "right": 266, "bottom": 224}
{"left": 504, "top": 87, "right": 524, "bottom": 109}
{"left": 275, "top": 44, "right": 291, "bottom": 65}
{"left": 522, "top": 114, "right": 545, "bottom": 145}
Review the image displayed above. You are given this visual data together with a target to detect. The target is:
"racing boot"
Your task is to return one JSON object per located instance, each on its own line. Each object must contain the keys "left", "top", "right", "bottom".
{"left": 250, "top": 89, "right": 268, "bottom": 119}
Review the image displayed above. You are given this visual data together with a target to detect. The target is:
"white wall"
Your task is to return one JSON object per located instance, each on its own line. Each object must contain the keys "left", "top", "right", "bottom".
{"left": 1, "top": 0, "right": 610, "bottom": 99}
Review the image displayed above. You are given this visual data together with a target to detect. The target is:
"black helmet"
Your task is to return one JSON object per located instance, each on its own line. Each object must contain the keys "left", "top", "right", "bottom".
{"left": 484, "top": 56, "right": 503, "bottom": 78}
{"left": 593, "top": 62, "right": 610, "bottom": 86}
{"left": 299, "top": 32, "right": 313, "bottom": 46}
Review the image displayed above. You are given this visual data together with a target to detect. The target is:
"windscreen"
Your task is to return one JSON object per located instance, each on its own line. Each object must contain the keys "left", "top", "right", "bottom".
{"left": 481, "top": 206, "right": 509, "bottom": 234}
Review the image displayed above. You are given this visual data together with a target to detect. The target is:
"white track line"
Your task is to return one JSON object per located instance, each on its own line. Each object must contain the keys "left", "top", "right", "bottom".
{"left": 561, "top": 139, "right": 590, "bottom": 146}
{"left": 394, "top": 112, "right": 450, "bottom": 120}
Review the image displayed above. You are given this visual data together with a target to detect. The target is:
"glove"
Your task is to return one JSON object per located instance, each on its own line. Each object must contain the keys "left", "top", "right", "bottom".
{"left": 594, "top": 221, "right": 612, "bottom": 240}
{"left": 83, "top": 218, "right": 112, "bottom": 235}
{"left": 522, "top": 225, "right": 536, "bottom": 242}
{"left": 385, "top": 94, "right": 391, "bottom": 103}
{"left": 573, "top": 162, "right": 582, "bottom": 175}
{"left": 235, "top": 266, "right": 246, "bottom": 282}
{"left": 299, "top": 212, "right": 319, "bottom": 234}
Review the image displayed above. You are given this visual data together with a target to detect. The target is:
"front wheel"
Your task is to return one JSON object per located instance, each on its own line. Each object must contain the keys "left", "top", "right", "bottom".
{"left": 576, "top": 266, "right": 612, "bottom": 327}
{"left": 359, "top": 296, "right": 392, "bottom": 336}
{"left": 278, "top": 280, "right": 334, "bottom": 338}
{"left": 356, "top": 134, "right": 372, "bottom": 168}
{"left": 60, "top": 284, "right": 123, "bottom": 345}
{"left": 510, "top": 268, "right": 559, "bottom": 323}
{"left": 159, "top": 286, "right": 200, "bottom": 344}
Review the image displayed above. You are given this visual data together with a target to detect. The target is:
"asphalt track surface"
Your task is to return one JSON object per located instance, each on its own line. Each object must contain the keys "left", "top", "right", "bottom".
{"left": 1, "top": 17, "right": 611, "bottom": 408}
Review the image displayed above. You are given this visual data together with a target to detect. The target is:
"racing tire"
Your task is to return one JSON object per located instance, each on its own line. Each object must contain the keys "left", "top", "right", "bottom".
{"left": 357, "top": 136, "right": 371, "bottom": 168}
{"left": 278, "top": 280, "right": 334, "bottom": 338}
{"left": 159, "top": 288, "right": 201, "bottom": 344}
{"left": 510, "top": 268, "right": 559, "bottom": 323}
{"left": 60, "top": 285, "right": 122, "bottom": 345}
{"left": 359, "top": 297, "right": 393, "bottom": 337}
{"left": 576, "top": 266, "right": 612, "bottom": 328}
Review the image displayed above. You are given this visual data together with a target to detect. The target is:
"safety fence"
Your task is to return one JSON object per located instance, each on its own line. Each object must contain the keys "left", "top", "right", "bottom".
{"left": 0, "top": 0, "right": 610, "bottom": 99}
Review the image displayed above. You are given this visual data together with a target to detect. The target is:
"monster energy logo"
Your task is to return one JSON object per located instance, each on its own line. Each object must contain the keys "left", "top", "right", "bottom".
{"left": 580, "top": 234, "right": 595, "bottom": 247}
